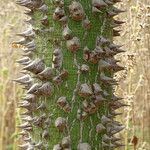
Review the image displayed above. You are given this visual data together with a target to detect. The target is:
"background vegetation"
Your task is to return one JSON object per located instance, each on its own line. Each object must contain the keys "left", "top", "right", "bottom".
{"left": 0, "top": 0, "right": 149, "bottom": 149}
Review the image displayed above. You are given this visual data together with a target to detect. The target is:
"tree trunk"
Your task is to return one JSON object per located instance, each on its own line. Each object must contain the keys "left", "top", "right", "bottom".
{"left": 15, "top": 0, "right": 125, "bottom": 149}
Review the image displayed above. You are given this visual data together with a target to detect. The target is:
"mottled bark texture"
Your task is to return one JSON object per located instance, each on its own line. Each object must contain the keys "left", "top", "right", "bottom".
{"left": 14, "top": 0, "right": 125, "bottom": 149}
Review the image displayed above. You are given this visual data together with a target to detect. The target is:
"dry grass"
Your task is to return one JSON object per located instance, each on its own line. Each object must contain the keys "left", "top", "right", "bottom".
{"left": 115, "top": 0, "right": 150, "bottom": 149}
{"left": 0, "top": 0, "right": 149, "bottom": 150}
{"left": 0, "top": 0, "right": 25, "bottom": 149}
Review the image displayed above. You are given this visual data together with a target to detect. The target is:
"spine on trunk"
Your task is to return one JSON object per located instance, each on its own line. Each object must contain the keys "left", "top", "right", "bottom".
{"left": 14, "top": 0, "right": 126, "bottom": 149}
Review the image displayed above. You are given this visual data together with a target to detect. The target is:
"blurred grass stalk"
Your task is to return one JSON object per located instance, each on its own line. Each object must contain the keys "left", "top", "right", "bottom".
{"left": 0, "top": 0, "right": 25, "bottom": 149}
{"left": 116, "top": 0, "right": 150, "bottom": 150}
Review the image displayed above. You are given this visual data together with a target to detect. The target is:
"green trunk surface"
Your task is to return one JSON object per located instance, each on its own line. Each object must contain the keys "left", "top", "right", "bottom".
{"left": 32, "top": 1, "right": 112, "bottom": 149}
{"left": 16, "top": 0, "right": 123, "bottom": 150}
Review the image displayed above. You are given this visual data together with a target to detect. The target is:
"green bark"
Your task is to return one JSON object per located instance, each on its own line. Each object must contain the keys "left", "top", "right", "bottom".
{"left": 15, "top": 0, "right": 125, "bottom": 149}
